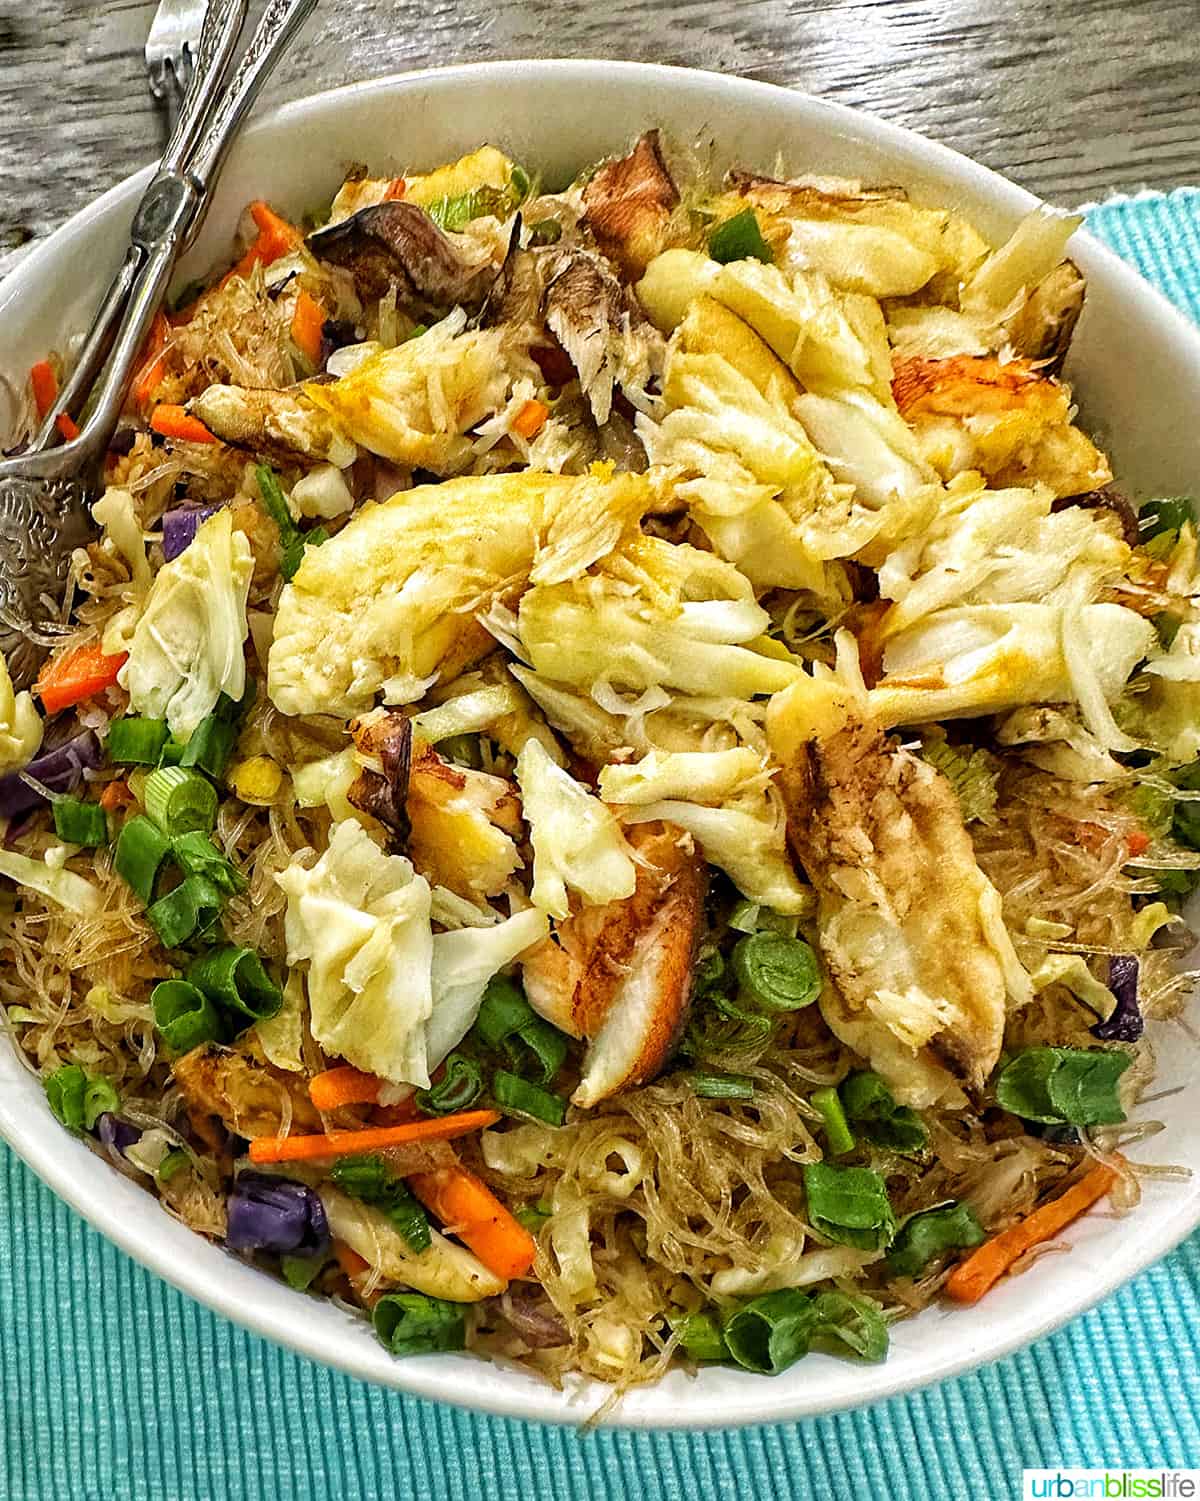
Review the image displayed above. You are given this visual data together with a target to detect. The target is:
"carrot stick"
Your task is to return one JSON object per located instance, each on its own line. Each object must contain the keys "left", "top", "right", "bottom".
{"left": 132, "top": 312, "right": 170, "bottom": 409}
{"left": 30, "top": 360, "right": 57, "bottom": 421}
{"left": 408, "top": 1164, "right": 536, "bottom": 1280}
{"left": 384, "top": 177, "right": 407, "bottom": 201}
{"left": 291, "top": 290, "right": 326, "bottom": 367}
{"left": 309, "top": 1065, "right": 382, "bottom": 1112}
{"left": 99, "top": 779, "right": 135, "bottom": 812}
{"left": 247, "top": 1109, "right": 500, "bottom": 1165}
{"left": 35, "top": 643, "right": 128, "bottom": 715}
{"left": 333, "top": 1240, "right": 369, "bottom": 1278}
{"left": 56, "top": 413, "right": 80, "bottom": 442}
{"left": 512, "top": 398, "right": 549, "bottom": 439}
{"left": 945, "top": 1162, "right": 1118, "bottom": 1305}
{"left": 223, "top": 200, "right": 302, "bottom": 285}
{"left": 150, "top": 405, "right": 217, "bottom": 445}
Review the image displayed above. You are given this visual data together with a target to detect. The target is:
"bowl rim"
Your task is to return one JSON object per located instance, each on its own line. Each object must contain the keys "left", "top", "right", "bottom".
{"left": 2, "top": 57, "right": 1199, "bottom": 1431}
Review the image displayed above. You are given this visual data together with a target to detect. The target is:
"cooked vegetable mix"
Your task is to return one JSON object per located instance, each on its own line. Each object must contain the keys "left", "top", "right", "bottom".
{"left": 3, "top": 129, "right": 1196, "bottom": 1395}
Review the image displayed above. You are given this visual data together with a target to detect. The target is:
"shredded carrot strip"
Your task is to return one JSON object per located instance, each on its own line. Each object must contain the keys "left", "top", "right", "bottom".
{"left": 384, "top": 177, "right": 407, "bottom": 201}
{"left": 1126, "top": 830, "right": 1151, "bottom": 858}
{"left": 35, "top": 643, "right": 127, "bottom": 716}
{"left": 132, "top": 312, "right": 171, "bottom": 409}
{"left": 408, "top": 1164, "right": 536, "bottom": 1280}
{"left": 308, "top": 1065, "right": 382, "bottom": 1112}
{"left": 150, "top": 405, "right": 217, "bottom": 445}
{"left": 99, "top": 780, "right": 135, "bottom": 813}
{"left": 223, "top": 200, "right": 302, "bottom": 285}
{"left": 512, "top": 398, "right": 550, "bottom": 439}
{"left": 247, "top": 1109, "right": 500, "bottom": 1165}
{"left": 291, "top": 290, "right": 326, "bottom": 367}
{"left": 30, "top": 360, "right": 57, "bottom": 421}
{"left": 945, "top": 1162, "right": 1118, "bottom": 1305}
{"left": 56, "top": 413, "right": 80, "bottom": 442}
{"left": 333, "top": 1240, "right": 369, "bottom": 1277}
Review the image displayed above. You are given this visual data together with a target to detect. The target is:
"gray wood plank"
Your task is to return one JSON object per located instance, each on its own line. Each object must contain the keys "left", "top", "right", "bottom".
{"left": 2, "top": 0, "right": 1200, "bottom": 281}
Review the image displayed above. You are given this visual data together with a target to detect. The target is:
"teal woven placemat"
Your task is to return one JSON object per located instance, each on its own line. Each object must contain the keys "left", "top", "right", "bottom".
{"left": 3, "top": 190, "right": 1200, "bottom": 1501}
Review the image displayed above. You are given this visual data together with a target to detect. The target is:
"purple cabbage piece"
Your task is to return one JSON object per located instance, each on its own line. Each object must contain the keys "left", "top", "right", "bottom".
{"left": 95, "top": 1113, "right": 141, "bottom": 1152}
{"left": 0, "top": 729, "right": 102, "bottom": 821}
{"left": 1094, "top": 955, "right": 1144, "bottom": 1042}
{"left": 226, "top": 1171, "right": 330, "bottom": 1257}
{"left": 161, "top": 505, "right": 220, "bottom": 562}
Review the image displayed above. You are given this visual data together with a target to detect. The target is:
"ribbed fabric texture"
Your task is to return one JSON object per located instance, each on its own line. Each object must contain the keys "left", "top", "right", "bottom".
{"left": 3, "top": 190, "right": 1200, "bottom": 1501}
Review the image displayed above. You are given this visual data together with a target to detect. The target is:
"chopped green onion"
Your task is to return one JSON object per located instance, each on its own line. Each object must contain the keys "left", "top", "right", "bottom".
{"left": 152, "top": 979, "right": 224, "bottom": 1053}
{"left": 732, "top": 932, "right": 821, "bottom": 1012}
{"left": 509, "top": 164, "right": 531, "bottom": 200}
{"left": 682, "top": 990, "right": 773, "bottom": 1061}
{"left": 886, "top": 1201, "right": 985, "bottom": 1278}
{"left": 811, "top": 1085, "right": 855, "bottom": 1156}
{"left": 527, "top": 217, "right": 562, "bottom": 245}
{"left": 372, "top": 1292, "right": 465, "bottom": 1357}
{"left": 281, "top": 1253, "right": 326, "bottom": 1291}
{"left": 493, "top": 1069, "right": 567, "bottom": 1126}
{"left": 809, "top": 1291, "right": 889, "bottom": 1363}
{"left": 330, "top": 1154, "right": 431, "bottom": 1252}
{"left": 426, "top": 185, "right": 515, "bottom": 232}
{"left": 708, "top": 208, "right": 773, "bottom": 265}
{"left": 513, "top": 1202, "right": 552, "bottom": 1233}
{"left": 170, "top": 831, "right": 247, "bottom": 894}
{"left": 437, "top": 733, "right": 484, "bottom": 770}
{"left": 186, "top": 945, "right": 282, "bottom": 1022}
{"left": 5, "top": 1006, "right": 39, "bottom": 1025}
{"left": 144, "top": 766, "right": 218, "bottom": 837}
{"left": 474, "top": 976, "right": 569, "bottom": 1084}
{"left": 670, "top": 1310, "right": 729, "bottom": 1363}
{"left": 1139, "top": 495, "right": 1195, "bottom": 541}
{"left": 838, "top": 1070, "right": 927, "bottom": 1152}
{"left": 416, "top": 1052, "right": 484, "bottom": 1116}
{"left": 406, "top": 323, "right": 428, "bottom": 341}
{"left": 803, "top": 1162, "right": 896, "bottom": 1251}
{"left": 156, "top": 1148, "right": 189, "bottom": 1184}
{"left": 475, "top": 976, "right": 533, "bottom": 1047}
{"left": 45, "top": 1064, "right": 117, "bottom": 1133}
{"left": 173, "top": 717, "right": 238, "bottom": 780}
{"left": 256, "top": 463, "right": 292, "bottom": 532}
{"left": 52, "top": 797, "right": 108, "bottom": 847}
{"left": 692, "top": 949, "right": 725, "bottom": 997}
{"left": 728, "top": 898, "right": 762, "bottom": 934}
{"left": 106, "top": 717, "right": 169, "bottom": 765}
{"left": 256, "top": 465, "right": 318, "bottom": 583}
{"left": 114, "top": 814, "right": 172, "bottom": 904}
{"left": 146, "top": 874, "right": 222, "bottom": 949}
{"left": 685, "top": 1070, "right": 755, "bottom": 1100}
{"left": 723, "top": 1289, "right": 818, "bottom": 1375}
{"left": 995, "top": 1046, "right": 1131, "bottom": 1127}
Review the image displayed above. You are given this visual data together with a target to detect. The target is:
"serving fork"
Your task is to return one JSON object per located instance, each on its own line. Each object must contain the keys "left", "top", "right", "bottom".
{"left": 0, "top": 0, "right": 315, "bottom": 690}
{"left": 146, "top": 0, "right": 210, "bottom": 137}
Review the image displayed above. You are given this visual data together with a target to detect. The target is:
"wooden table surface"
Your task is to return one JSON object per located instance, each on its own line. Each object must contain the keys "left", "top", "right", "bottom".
{"left": 2, "top": 0, "right": 1200, "bottom": 279}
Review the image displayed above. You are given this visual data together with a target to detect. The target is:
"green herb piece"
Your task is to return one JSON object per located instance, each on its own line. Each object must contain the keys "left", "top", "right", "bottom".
{"left": 107, "top": 717, "right": 170, "bottom": 765}
{"left": 723, "top": 1289, "right": 819, "bottom": 1375}
{"left": 415, "top": 1052, "right": 484, "bottom": 1116}
{"left": 170, "top": 832, "right": 247, "bottom": 895}
{"left": 84, "top": 1075, "right": 119, "bottom": 1129}
{"left": 406, "top": 323, "right": 428, "bottom": 341}
{"left": 156, "top": 1148, "right": 189, "bottom": 1184}
{"left": 281, "top": 1253, "right": 326, "bottom": 1292}
{"left": 838, "top": 1070, "right": 927, "bottom": 1152}
{"left": 152, "top": 979, "right": 224, "bottom": 1053}
{"left": 731, "top": 932, "right": 821, "bottom": 1013}
{"left": 996, "top": 1046, "right": 1131, "bottom": 1127}
{"left": 803, "top": 1162, "right": 896, "bottom": 1251}
{"left": 509, "top": 164, "right": 531, "bottom": 201}
{"left": 372, "top": 1292, "right": 465, "bottom": 1357}
{"left": 684, "top": 1070, "right": 755, "bottom": 1100}
{"left": 809, "top": 1291, "right": 889, "bottom": 1363}
{"left": 256, "top": 464, "right": 324, "bottom": 583}
{"left": 1139, "top": 495, "right": 1195, "bottom": 542}
{"left": 437, "top": 733, "right": 484, "bottom": 770}
{"left": 173, "top": 716, "right": 238, "bottom": 780}
{"left": 186, "top": 945, "right": 282, "bottom": 1022}
{"left": 886, "top": 1201, "right": 986, "bottom": 1278}
{"left": 513, "top": 1202, "right": 551, "bottom": 1232}
{"left": 114, "top": 814, "right": 172, "bottom": 905}
{"left": 493, "top": 1069, "right": 567, "bottom": 1126}
{"left": 728, "top": 899, "right": 798, "bottom": 937}
{"left": 1171, "top": 760, "right": 1200, "bottom": 851}
{"left": 330, "top": 1155, "right": 431, "bottom": 1253}
{"left": 671, "top": 1310, "right": 729, "bottom": 1363}
{"left": 810, "top": 1085, "right": 855, "bottom": 1156}
{"left": 475, "top": 976, "right": 532, "bottom": 1047}
{"left": 144, "top": 766, "right": 218, "bottom": 837}
{"left": 146, "top": 874, "right": 223, "bottom": 949}
{"left": 527, "top": 217, "right": 562, "bottom": 246}
{"left": 52, "top": 797, "right": 108, "bottom": 847}
{"left": 918, "top": 738, "right": 1000, "bottom": 826}
{"left": 46, "top": 1064, "right": 117, "bottom": 1132}
{"left": 474, "top": 976, "right": 569, "bottom": 1084}
{"left": 708, "top": 208, "right": 774, "bottom": 265}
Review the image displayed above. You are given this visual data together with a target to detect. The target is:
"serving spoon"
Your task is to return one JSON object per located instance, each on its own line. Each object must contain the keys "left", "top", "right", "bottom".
{"left": 0, "top": 0, "right": 317, "bottom": 690}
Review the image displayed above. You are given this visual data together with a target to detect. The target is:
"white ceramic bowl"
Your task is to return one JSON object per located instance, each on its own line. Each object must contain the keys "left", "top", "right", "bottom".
{"left": 1, "top": 60, "right": 1198, "bottom": 1430}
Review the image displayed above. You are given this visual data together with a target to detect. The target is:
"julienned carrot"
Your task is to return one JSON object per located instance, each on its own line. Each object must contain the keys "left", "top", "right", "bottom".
{"left": 133, "top": 312, "right": 170, "bottom": 408}
{"left": 384, "top": 177, "right": 407, "bottom": 201}
{"left": 35, "top": 642, "right": 128, "bottom": 715}
{"left": 150, "top": 405, "right": 217, "bottom": 445}
{"left": 309, "top": 1064, "right": 382, "bottom": 1112}
{"left": 334, "top": 1240, "right": 370, "bottom": 1278}
{"left": 30, "top": 360, "right": 57, "bottom": 421}
{"left": 99, "top": 779, "right": 135, "bottom": 812}
{"left": 291, "top": 290, "right": 326, "bottom": 366}
{"left": 56, "top": 413, "right": 80, "bottom": 442}
{"left": 224, "top": 200, "right": 302, "bottom": 284}
{"left": 408, "top": 1164, "right": 536, "bottom": 1280}
{"left": 512, "top": 398, "right": 549, "bottom": 439}
{"left": 945, "top": 1162, "right": 1119, "bottom": 1305}
{"left": 247, "top": 1109, "right": 500, "bottom": 1165}
{"left": 1126, "top": 830, "right": 1151, "bottom": 858}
